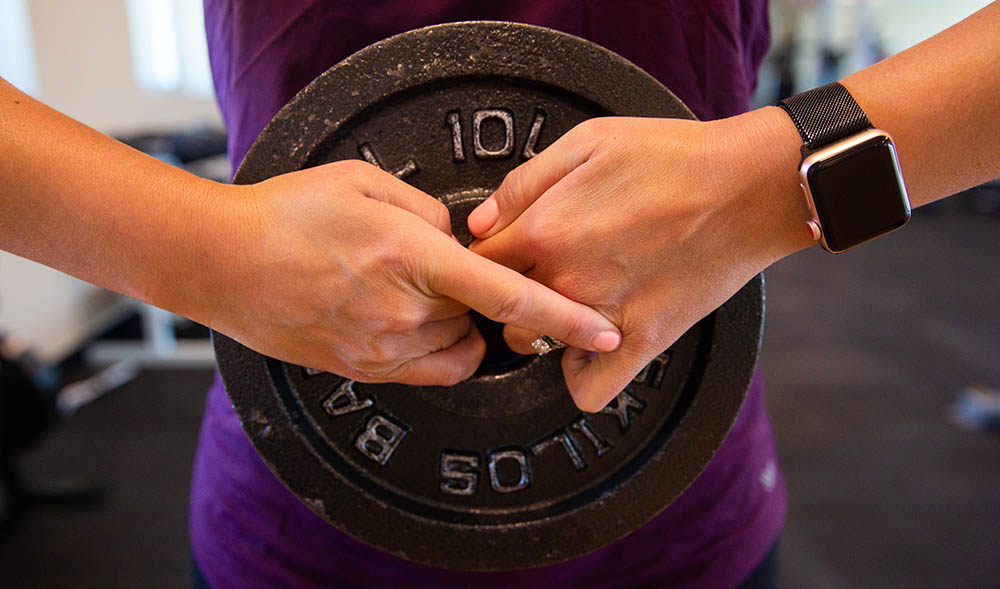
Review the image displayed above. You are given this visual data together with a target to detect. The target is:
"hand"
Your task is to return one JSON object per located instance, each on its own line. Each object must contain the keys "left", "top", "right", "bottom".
{"left": 202, "top": 160, "right": 621, "bottom": 386}
{"left": 468, "top": 110, "right": 813, "bottom": 410}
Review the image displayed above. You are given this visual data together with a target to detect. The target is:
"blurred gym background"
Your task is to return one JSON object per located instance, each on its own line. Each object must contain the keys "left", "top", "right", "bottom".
{"left": 1, "top": 0, "right": 997, "bottom": 586}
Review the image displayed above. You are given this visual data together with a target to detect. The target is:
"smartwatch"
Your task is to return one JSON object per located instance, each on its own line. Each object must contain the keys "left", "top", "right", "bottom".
{"left": 779, "top": 82, "right": 911, "bottom": 253}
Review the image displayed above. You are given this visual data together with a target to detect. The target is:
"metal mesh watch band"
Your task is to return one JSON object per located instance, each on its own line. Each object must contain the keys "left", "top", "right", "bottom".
{"left": 779, "top": 82, "right": 872, "bottom": 153}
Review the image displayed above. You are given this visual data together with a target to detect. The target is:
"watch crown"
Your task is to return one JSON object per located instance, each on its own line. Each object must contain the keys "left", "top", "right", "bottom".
{"left": 806, "top": 220, "right": 822, "bottom": 241}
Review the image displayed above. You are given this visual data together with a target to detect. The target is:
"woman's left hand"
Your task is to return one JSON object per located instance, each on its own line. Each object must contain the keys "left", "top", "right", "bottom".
{"left": 469, "top": 110, "right": 813, "bottom": 411}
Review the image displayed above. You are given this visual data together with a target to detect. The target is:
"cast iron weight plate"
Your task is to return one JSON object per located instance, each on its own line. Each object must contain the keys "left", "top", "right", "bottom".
{"left": 212, "top": 21, "right": 764, "bottom": 571}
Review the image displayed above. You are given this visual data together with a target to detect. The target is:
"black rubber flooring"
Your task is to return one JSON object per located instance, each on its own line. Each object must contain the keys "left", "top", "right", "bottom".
{"left": 2, "top": 204, "right": 998, "bottom": 587}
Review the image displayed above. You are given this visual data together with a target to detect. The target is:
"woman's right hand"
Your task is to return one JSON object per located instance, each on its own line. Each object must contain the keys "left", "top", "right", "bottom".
{"left": 203, "top": 160, "right": 621, "bottom": 385}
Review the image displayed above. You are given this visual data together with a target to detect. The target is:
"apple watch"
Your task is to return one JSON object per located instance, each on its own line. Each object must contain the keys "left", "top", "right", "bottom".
{"left": 779, "top": 82, "right": 911, "bottom": 253}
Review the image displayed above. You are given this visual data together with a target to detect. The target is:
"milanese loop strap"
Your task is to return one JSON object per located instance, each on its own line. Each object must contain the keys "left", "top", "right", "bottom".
{"left": 779, "top": 82, "right": 871, "bottom": 152}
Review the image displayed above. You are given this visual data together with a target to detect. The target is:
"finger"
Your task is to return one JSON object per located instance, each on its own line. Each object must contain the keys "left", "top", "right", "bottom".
{"left": 503, "top": 324, "right": 541, "bottom": 355}
{"left": 425, "top": 239, "right": 621, "bottom": 353}
{"left": 561, "top": 347, "right": 646, "bottom": 413}
{"left": 389, "top": 323, "right": 486, "bottom": 386}
{"left": 355, "top": 161, "right": 452, "bottom": 234}
{"left": 403, "top": 314, "right": 475, "bottom": 356}
{"left": 422, "top": 297, "right": 470, "bottom": 322}
{"left": 467, "top": 123, "right": 598, "bottom": 238}
{"left": 467, "top": 223, "right": 535, "bottom": 274}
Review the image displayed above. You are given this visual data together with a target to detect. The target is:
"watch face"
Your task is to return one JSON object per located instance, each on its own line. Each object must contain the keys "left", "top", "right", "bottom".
{"left": 806, "top": 135, "right": 910, "bottom": 253}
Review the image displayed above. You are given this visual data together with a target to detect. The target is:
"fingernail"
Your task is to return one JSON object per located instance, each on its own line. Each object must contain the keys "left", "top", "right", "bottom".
{"left": 591, "top": 330, "right": 621, "bottom": 352}
{"left": 467, "top": 197, "right": 499, "bottom": 234}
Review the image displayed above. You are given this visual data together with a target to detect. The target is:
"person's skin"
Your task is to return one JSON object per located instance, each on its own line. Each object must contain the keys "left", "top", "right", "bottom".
{"left": 469, "top": 2, "right": 1000, "bottom": 411}
{"left": 0, "top": 78, "right": 622, "bottom": 385}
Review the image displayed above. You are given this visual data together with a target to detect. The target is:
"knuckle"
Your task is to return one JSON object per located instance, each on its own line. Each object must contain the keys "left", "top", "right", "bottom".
{"left": 359, "top": 307, "right": 394, "bottom": 334}
{"left": 378, "top": 362, "right": 410, "bottom": 384}
{"left": 451, "top": 336, "right": 485, "bottom": 384}
{"left": 559, "top": 311, "right": 593, "bottom": 345}
{"left": 546, "top": 272, "right": 587, "bottom": 300}
{"left": 570, "top": 117, "right": 616, "bottom": 156}
{"left": 379, "top": 244, "right": 421, "bottom": 280}
{"left": 490, "top": 287, "right": 533, "bottom": 324}
{"left": 338, "top": 366, "right": 365, "bottom": 382}
{"left": 431, "top": 199, "right": 452, "bottom": 232}
{"left": 627, "top": 329, "right": 661, "bottom": 355}
{"left": 367, "top": 338, "right": 400, "bottom": 368}
{"left": 381, "top": 307, "right": 426, "bottom": 333}
{"left": 572, "top": 117, "right": 605, "bottom": 142}
{"left": 340, "top": 334, "right": 397, "bottom": 377}
{"left": 346, "top": 362, "right": 381, "bottom": 383}
{"left": 337, "top": 158, "right": 376, "bottom": 179}
{"left": 518, "top": 213, "right": 544, "bottom": 242}
{"left": 521, "top": 215, "right": 562, "bottom": 256}
{"left": 494, "top": 167, "right": 526, "bottom": 210}
{"left": 436, "top": 315, "right": 469, "bottom": 348}
{"left": 360, "top": 352, "right": 412, "bottom": 383}
{"left": 438, "top": 363, "right": 469, "bottom": 387}
{"left": 349, "top": 354, "right": 383, "bottom": 380}
{"left": 337, "top": 341, "right": 366, "bottom": 370}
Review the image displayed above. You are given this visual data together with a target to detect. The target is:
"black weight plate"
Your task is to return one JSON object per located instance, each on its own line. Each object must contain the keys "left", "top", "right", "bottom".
{"left": 212, "top": 21, "right": 764, "bottom": 571}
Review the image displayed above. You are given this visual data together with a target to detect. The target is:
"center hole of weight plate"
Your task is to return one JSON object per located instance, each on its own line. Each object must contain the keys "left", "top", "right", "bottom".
{"left": 445, "top": 191, "right": 532, "bottom": 376}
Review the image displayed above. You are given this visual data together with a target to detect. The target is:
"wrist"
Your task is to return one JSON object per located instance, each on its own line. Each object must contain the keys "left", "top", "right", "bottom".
{"left": 722, "top": 106, "right": 818, "bottom": 264}
{"left": 139, "top": 177, "right": 249, "bottom": 329}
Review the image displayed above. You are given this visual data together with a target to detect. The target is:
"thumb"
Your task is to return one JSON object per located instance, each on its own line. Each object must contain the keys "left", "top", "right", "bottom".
{"left": 561, "top": 348, "right": 647, "bottom": 413}
{"left": 352, "top": 161, "right": 453, "bottom": 234}
{"left": 467, "top": 122, "right": 598, "bottom": 238}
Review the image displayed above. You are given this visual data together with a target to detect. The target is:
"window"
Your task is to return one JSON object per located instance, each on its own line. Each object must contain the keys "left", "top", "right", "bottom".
{"left": 126, "top": 0, "right": 213, "bottom": 96}
{"left": 0, "top": 0, "right": 39, "bottom": 95}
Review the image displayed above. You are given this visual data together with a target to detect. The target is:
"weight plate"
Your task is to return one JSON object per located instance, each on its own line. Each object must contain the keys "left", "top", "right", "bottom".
{"left": 212, "top": 21, "right": 764, "bottom": 571}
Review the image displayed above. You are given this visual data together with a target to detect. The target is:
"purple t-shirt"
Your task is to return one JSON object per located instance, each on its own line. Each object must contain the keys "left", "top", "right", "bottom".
{"left": 191, "top": 2, "right": 785, "bottom": 587}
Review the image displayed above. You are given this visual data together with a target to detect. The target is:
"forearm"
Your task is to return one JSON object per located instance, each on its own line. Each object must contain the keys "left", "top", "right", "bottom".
{"left": 465, "top": 2, "right": 1000, "bottom": 406}
{"left": 842, "top": 2, "right": 1000, "bottom": 207}
{"left": 0, "top": 77, "right": 236, "bottom": 324}
{"left": 0, "top": 76, "right": 623, "bottom": 384}
{"left": 737, "top": 2, "right": 1000, "bottom": 262}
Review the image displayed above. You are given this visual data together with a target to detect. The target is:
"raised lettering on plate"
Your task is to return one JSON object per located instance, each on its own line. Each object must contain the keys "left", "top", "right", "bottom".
{"left": 530, "top": 429, "right": 586, "bottom": 471}
{"left": 571, "top": 416, "right": 613, "bottom": 457}
{"left": 522, "top": 110, "right": 546, "bottom": 159}
{"left": 354, "top": 413, "right": 408, "bottom": 466}
{"left": 445, "top": 111, "right": 465, "bottom": 162}
{"left": 472, "top": 109, "right": 514, "bottom": 159}
{"left": 599, "top": 390, "right": 647, "bottom": 432}
{"left": 488, "top": 448, "right": 531, "bottom": 493}
{"left": 632, "top": 351, "right": 672, "bottom": 389}
{"left": 322, "top": 379, "right": 373, "bottom": 417}
{"left": 358, "top": 143, "right": 418, "bottom": 179}
{"left": 439, "top": 452, "right": 479, "bottom": 496}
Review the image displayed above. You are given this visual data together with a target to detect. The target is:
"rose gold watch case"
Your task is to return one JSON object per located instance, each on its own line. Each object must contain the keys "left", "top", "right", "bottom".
{"left": 798, "top": 127, "right": 911, "bottom": 253}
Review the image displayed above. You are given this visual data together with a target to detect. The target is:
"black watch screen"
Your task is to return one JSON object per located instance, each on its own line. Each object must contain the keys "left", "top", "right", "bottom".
{"left": 806, "top": 135, "right": 911, "bottom": 253}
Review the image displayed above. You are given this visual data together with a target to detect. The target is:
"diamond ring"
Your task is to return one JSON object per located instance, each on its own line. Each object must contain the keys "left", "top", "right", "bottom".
{"left": 530, "top": 335, "right": 566, "bottom": 355}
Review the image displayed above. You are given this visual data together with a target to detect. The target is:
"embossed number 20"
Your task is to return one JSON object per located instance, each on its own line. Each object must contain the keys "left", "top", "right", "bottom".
{"left": 446, "top": 108, "right": 547, "bottom": 162}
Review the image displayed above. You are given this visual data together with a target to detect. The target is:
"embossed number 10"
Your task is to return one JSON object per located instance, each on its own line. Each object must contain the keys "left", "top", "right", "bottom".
{"left": 446, "top": 108, "right": 547, "bottom": 162}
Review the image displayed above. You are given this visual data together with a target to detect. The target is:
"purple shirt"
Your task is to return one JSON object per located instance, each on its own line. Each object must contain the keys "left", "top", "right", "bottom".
{"left": 192, "top": 2, "right": 785, "bottom": 587}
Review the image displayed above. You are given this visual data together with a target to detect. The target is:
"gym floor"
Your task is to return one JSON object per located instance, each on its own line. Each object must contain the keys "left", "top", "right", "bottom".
{"left": 1, "top": 200, "right": 998, "bottom": 588}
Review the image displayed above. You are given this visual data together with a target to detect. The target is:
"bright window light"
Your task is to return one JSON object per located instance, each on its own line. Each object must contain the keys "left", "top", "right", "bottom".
{"left": 175, "top": 0, "right": 213, "bottom": 96}
{"left": 126, "top": 0, "right": 213, "bottom": 96}
{"left": 0, "top": 0, "right": 39, "bottom": 95}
